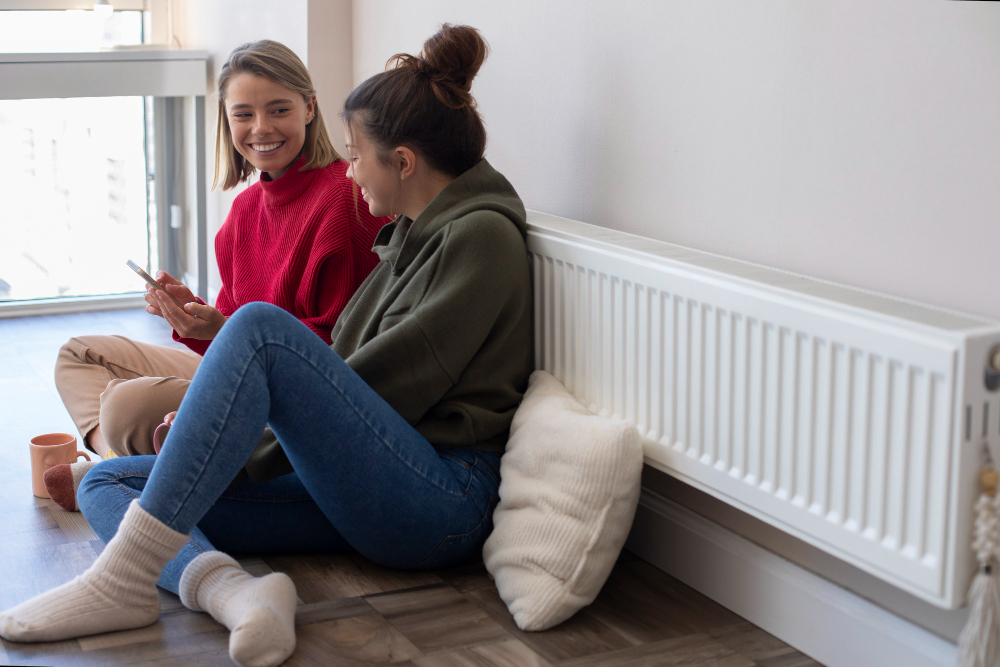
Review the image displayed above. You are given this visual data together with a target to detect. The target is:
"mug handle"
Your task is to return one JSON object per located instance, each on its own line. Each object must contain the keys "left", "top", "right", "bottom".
{"left": 76, "top": 450, "right": 92, "bottom": 462}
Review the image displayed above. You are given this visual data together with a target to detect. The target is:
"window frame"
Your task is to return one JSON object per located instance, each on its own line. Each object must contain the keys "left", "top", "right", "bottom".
{"left": 0, "top": 1, "right": 145, "bottom": 11}
{"left": 0, "top": 18, "right": 208, "bottom": 316}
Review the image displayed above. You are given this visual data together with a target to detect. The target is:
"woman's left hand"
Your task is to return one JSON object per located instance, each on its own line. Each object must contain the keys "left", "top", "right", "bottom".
{"left": 150, "top": 286, "right": 228, "bottom": 340}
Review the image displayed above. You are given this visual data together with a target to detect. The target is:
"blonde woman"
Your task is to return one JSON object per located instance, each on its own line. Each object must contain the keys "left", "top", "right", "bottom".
{"left": 51, "top": 40, "right": 390, "bottom": 470}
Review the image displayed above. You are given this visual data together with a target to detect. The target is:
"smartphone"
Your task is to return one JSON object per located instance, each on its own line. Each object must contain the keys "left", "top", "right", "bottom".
{"left": 126, "top": 259, "right": 186, "bottom": 308}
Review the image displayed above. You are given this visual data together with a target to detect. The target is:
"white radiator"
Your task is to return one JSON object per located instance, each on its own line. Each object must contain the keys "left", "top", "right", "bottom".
{"left": 526, "top": 210, "right": 1000, "bottom": 608}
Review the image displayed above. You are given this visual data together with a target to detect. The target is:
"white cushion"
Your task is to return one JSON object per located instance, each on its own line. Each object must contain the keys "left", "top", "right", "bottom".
{"left": 483, "top": 370, "right": 644, "bottom": 631}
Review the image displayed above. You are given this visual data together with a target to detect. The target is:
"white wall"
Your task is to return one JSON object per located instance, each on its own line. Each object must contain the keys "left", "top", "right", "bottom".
{"left": 353, "top": 0, "right": 1000, "bottom": 321}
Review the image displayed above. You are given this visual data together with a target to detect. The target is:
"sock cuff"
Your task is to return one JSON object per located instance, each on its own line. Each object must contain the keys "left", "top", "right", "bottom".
{"left": 125, "top": 500, "right": 190, "bottom": 555}
{"left": 178, "top": 550, "right": 241, "bottom": 612}
{"left": 70, "top": 460, "right": 98, "bottom": 487}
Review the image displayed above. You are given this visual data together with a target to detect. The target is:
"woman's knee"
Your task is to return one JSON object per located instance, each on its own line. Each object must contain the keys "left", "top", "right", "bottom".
{"left": 217, "top": 302, "right": 303, "bottom": 354}
{"left": 55, "top": 335, "right": 120, "bottom": 369}
{"left": 228, "top": 301, "right": 293, "bottom": 331}
{"left": 54, "top": 336, "right": 102, "bottom": 384}
{"left": 56, "top": 337, "right": 84, "bottom": 369}
{"left": 100, "top": 378, "right": 184, "bottom": 455}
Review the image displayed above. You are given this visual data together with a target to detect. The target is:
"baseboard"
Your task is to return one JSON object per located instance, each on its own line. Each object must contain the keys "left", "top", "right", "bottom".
{"left": 0, "top": 294, "right": 147, "bottom": 319}
{"left": 625, "top": 487, "right": 958, "bottom": 667}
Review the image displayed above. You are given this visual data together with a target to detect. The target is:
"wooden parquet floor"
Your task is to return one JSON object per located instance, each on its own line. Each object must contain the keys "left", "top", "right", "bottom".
{"left": 0, "top": 308, "right": 822, "bottom": 666}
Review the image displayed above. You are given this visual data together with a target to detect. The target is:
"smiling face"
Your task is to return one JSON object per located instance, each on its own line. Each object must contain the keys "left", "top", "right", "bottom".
{"left": 225, "top": 73, "right": 315, "bottom": 180}
{"left": 344, "top": 121, "right": 402, "bottom": 217}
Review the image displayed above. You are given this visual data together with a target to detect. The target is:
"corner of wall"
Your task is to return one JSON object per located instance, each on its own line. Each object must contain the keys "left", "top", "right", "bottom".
{"left": 307, "top": 0, "right": 353, "bottom": 157}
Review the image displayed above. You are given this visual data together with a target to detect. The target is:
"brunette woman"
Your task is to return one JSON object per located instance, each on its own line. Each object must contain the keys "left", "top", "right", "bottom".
{"left": 1, "top": 24, "right": 530, "bottom": 667}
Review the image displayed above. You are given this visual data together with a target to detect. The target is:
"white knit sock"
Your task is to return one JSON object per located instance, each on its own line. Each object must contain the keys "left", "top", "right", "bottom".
{"left": 0, "top": 500, "right": 188, "bottom": 642}
{"left": 179, "top": 551, "right": 297, "bottom": 667}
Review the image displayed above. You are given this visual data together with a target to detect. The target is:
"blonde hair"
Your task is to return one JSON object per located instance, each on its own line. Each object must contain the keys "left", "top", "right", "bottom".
{"left": 213, "top": 40, "right": 342, "bottom": 190}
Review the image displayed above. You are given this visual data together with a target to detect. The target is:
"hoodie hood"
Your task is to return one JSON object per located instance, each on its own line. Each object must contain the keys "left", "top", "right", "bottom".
{"left": 377, "top": 158, "right": 526, "bottom": 275}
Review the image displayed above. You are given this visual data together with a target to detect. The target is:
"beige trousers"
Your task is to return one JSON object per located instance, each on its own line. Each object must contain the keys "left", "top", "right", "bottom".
{"left": 54, "top": 335, "right": 202, "bottom": 456}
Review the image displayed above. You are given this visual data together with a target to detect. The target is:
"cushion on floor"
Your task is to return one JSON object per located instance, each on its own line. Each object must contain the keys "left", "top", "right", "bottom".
{"left": 483, "top": 370, "right": 644, "bottom": 631}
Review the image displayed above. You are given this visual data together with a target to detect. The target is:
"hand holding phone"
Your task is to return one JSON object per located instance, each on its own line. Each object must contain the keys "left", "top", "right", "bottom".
{"left": 126, "top": 259, "right": 185, "bottom": 308}
{"left": 130, "top": 262, "right": 227, "bottom": 340}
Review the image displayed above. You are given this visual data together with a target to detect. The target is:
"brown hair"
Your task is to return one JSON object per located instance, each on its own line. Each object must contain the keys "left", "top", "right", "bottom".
{"left": 341, "top": 24, "right": 489, "bottom": 177}
{"left": 213, "top": 40, "right": 342, "bottom": 190}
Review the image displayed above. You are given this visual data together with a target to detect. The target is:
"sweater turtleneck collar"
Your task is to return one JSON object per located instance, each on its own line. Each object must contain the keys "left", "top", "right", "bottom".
{"left": 258, "top": 155, "right": 318, "bottom": 207}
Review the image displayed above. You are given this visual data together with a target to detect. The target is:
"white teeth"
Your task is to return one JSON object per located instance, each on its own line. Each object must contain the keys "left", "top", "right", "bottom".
{"left": 253, "top": 142, "right": 283, "bottom": 152}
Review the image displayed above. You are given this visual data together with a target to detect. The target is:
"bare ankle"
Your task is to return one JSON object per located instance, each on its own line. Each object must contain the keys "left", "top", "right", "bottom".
{"left": 86, "top": 426, "right": 112, "bottom": 459}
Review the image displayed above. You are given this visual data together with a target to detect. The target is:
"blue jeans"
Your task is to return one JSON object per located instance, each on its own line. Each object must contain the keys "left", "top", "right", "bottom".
{"left": 77, "top": 302, "right": 501, "bottom": 593}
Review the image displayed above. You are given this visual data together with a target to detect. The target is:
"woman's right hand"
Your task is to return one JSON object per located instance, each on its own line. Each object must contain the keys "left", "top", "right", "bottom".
{"left": 144, "top": 271, "right": 196, "bottom": 318}
{"left": 146, "top": 272, "right": 228, "bottom": 340}
{"left": 163, "top": 411, "right": 177, "bottom": 426}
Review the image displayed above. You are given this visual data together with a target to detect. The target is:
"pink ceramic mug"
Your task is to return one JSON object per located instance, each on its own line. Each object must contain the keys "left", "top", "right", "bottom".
{"left": 30, "top": 433, "right": 91, "bottom": 498}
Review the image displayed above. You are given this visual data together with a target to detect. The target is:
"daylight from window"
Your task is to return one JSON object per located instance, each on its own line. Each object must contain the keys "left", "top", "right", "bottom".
{"left": 0, "top": 10, "right": 141, "bottom": 53}
{"left": 0, "top": 10, "right": 149, "bottom": 302}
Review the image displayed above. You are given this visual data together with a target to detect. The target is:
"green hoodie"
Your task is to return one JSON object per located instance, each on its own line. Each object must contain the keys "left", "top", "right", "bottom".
{"left": 243, "top": 158, "right": 533, "bottom": 483}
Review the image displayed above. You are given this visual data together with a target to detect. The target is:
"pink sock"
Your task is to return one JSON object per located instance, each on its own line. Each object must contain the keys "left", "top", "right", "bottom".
{"left": 43, "top": 461, "right": 98, "bottom": 511}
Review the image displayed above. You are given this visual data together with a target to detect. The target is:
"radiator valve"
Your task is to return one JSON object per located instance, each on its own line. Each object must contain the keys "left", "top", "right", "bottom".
{"left": 986, "top": 346, "right": 1000, "bottom": 392}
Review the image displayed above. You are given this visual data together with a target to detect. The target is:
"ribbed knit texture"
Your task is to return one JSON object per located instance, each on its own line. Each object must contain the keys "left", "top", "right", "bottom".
{"left": 175, "top": 157, "right": 389, "bottom": 355}
{"left": 43, "top": 460, "right": 98, "bottom": 511}
{"left": 0, "top": 500, "right": 188, "bottom": 642}
{"left": 482, "top": 370, "right": 644, "bottom": 631}
{"left": 179, "top": 551, "right": 297, "bottom": 667}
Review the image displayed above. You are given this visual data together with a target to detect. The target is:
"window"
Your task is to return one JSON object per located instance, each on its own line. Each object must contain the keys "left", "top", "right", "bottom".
{"left": 0, "top": 94, "right": 150, "bottom": 300}
{"left": 0, "top": 1, "right": 204, "bottom": 312}
{"left": 0, "top": 8, "right": 142, "bottom": 52}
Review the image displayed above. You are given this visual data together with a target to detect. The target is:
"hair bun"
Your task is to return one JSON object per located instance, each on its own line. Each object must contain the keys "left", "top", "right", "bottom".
{"left": 350, "top": 25, "right": 489, "bottom": 176}
{"left": 387, "top": 24, "right": 488, "bottom": 110}
{"left": 420, "top": 24, "right": 488, "bottom": 94}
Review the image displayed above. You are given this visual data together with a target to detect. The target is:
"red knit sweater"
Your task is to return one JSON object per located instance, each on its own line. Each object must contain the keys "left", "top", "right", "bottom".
{"left": 174, "top": 157, "right": 390, "bottom": 355}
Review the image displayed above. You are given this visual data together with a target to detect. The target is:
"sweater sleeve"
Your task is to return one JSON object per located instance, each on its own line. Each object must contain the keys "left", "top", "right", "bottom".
{"left": 293, "top": 174, "right": 381, "bottom": 344}
{"left": 298, "top": 249, "right": 353, "bottom": 345}
{"left": 170, "top": 297, "right": 212, "bottom": 355}
{"left": 344, "top": 214, "right": 525, "bottom": 425}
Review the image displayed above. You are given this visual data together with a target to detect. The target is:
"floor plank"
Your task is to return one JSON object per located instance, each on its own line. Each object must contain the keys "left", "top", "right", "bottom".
{"left": 465, "top": 587, "right": 635, "bottom": 663}
{"left": 288, "top": 613, "right": 422, "bottom": 665}
{"left": 264, "top": 552, "right": 443, "bottom": 603}
{"left": 559, "top": 633, "right": 755, "bottom": 667}
{"left": 412, "top": 638, "right": 552, "bottom": 667}
{"left": 366, "top": 584, "right": 510, "bottom": 656}
{"left": 710, "top": 622, "right": 826, "bottom": 667}
{"left": 48, "top": 504, "right": 99, "bottom": 543}
{"left": 585, "top": 559, "right": 746, "bottom": 645}
{"left": 294, "top": 597, "right": 378, "bottom": 627}
{"left": 436, "top": 561, "right": 497, "bottom": 594}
